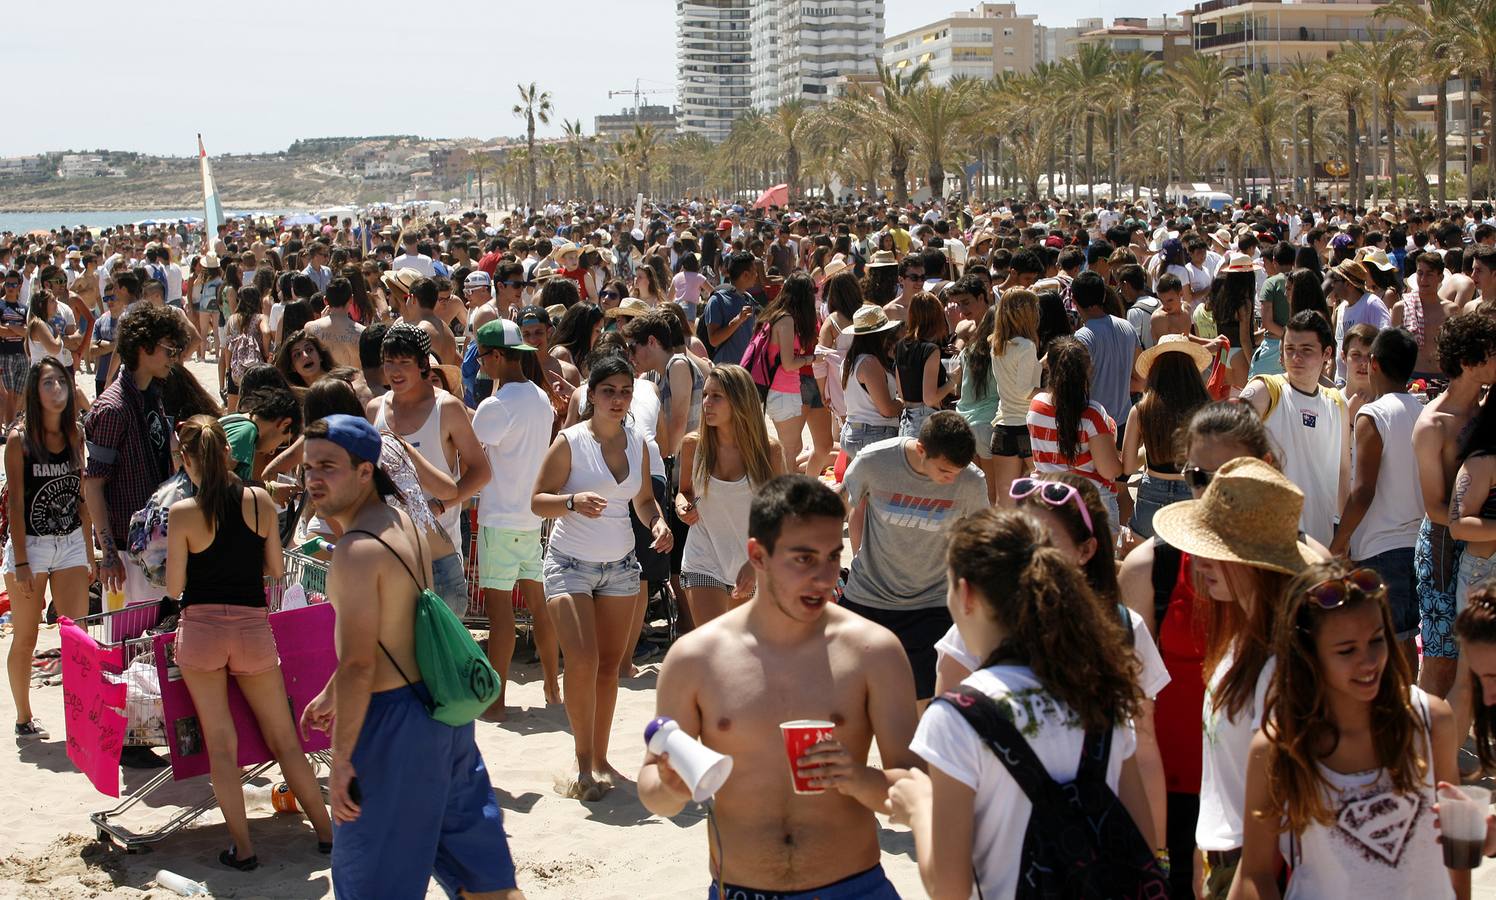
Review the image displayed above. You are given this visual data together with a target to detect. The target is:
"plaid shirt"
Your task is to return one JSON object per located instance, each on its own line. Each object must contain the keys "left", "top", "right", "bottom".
{"left": 84, "top": 371, "right": 170, "bottom": 547}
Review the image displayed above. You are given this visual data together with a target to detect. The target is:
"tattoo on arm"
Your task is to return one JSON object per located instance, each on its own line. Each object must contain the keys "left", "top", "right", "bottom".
{"left": 1451, "top": 470, "right": 1472, "bottom": 522}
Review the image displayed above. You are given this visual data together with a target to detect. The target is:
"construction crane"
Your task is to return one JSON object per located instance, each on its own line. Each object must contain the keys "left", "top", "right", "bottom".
{"left": 607, "top": 79, "right": 675, "bottom": 128}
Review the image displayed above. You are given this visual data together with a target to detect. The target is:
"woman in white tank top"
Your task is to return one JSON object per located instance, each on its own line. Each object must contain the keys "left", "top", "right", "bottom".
{"left": 1235, "top": 560, "right": 1462, "bottom": 900}
{"left": 531, "top": 355, "right": 672, "bottom": 802}
{"left": 674, "top": 364, "right": 784, "bottom": 625}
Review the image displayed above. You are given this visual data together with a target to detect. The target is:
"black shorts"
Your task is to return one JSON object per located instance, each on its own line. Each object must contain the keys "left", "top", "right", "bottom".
{"left": 629, "top": 476, "right": 672, "bottom": 584}
{"left": 838, "top": 598, "right": 953, "bottom": 700}
{"left": 799, "top": 373, "right": 825, "bottom": 410}
{"left": 991, "top": 423, "right": 1032, "bottom": 459}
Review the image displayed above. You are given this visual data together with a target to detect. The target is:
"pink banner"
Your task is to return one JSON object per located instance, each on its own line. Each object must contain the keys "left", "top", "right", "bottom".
{"left": 154, "top": 602, "right": 335, "bottom": 780}
{"left": 59, "top": 621, "right": 127, "bottom": 798}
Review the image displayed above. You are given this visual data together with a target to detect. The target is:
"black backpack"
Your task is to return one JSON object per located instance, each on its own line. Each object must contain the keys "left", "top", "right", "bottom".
{"left": 934, "top": 685, "right": 1169, "bottom": 900}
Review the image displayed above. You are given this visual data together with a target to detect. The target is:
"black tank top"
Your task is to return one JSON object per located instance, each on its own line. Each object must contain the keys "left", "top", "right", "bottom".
{"left": 894, "top": 339, "right": 945, "bottom": 402}
{"left": 182, "top": 486, "right": 267, "bottom": 608}
{"left": 22, "top": 442, "right": 80, "bottom": 537}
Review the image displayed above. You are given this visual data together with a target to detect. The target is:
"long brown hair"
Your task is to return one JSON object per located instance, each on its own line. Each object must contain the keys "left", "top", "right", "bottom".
{"left": 694, "top": 365, "right": 776, "bottom": 500}
{"left": 1457, "top": 586, "right": 1496, "bottom": 772}
{"left": 900, "top": 291, "right": 945, "bottom": 344}
{"left": 177, "top": 414, "right": 241, "bottom": 531}
{"left": 992, "top": 288, "right": 1039, "bottom": 357}
{"left": 1045, "top": 337, "right": 1092, "bottom": 460}
{"left": 20, "top": 358, "right": 81, "bottom": 466}
{"left": 758, "top": 271, "right": 818, "bottom": 349}
{"left": 946, "top": 508, "right": 1141, "bottom": 733}
{"left": 1137, "top": 353, "right": 1210, "bottom": 470}
{"left": 1203, "top": 561, "right": 1293, "bottom": 720}
{"left": 1262, "top": 559, "right": 1425, "bottom": 834}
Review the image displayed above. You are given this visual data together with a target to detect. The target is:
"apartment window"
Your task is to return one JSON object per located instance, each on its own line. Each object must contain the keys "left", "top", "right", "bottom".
{"left": 1002, "top": 27, "right": 1015, "bottom": 37}
{"left": 1003, "top": 46, "right": 1014, "bottom": 55}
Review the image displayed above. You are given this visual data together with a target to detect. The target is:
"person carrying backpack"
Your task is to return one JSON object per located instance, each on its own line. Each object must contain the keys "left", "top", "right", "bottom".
{"left": 891, "top": 506, "right": 1166, "bottom": 900}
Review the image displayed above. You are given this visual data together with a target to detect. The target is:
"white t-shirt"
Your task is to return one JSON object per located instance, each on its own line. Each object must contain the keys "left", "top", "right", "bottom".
{"left": 1348, "top": 393, "right": 1424, "bottom": 560}
{"left": 472, "top": 380, "right": 553, "bottom": 530}
{"left": 992, "top": 337, "right": 1042, "bottom": 427}
{"left": 911, "top": 665, "right": 1138, "bottom": 900}
{"left": 934, "top": 610, "right": 1171, "bottom": 700}
{"left": 164, "top": 262, "right": 183, "bottom": 303}
{"left": 1197, "top": 652, "right": 1277, "bottom": 851}
{"left": 392, "top": 253, "right": 436, "bottom": 278}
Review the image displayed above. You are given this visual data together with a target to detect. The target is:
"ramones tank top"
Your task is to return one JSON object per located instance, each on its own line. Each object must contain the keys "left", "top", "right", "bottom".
{"left": 22, "top": 442, "right": 81, "bottom": 537}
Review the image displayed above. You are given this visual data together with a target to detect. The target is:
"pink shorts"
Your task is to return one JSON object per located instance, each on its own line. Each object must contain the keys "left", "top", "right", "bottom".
{"left": 174, "top": 604, "right": 279, "bottom": 676}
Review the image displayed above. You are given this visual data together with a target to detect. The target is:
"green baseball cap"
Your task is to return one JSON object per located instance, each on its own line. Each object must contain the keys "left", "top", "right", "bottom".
{"left": 476, "top": 318, "right": 536, "bottom": 351}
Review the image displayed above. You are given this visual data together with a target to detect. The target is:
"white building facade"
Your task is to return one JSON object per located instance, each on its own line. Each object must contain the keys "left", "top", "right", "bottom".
{"left": 677, "top": 0, "right": 753, "bottom": 142}
{"left": 752, "top": 0, "right": 885, "bottom": 110}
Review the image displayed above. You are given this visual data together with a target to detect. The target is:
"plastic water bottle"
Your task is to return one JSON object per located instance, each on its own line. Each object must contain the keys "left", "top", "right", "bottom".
{"left": 154, "top": 869, "right": 207, "bottom": 896}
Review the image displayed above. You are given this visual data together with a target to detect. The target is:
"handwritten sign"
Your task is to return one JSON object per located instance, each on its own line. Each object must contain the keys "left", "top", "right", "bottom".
{"left": 59, "top": 621, "right": 127, "bottom": 797}
{"left": 154, "top": 602, "right": 335, "bottom": 780}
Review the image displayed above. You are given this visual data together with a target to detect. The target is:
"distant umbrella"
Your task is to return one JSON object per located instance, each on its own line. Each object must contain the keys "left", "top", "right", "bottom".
{"left": 754, "top": 184, "right": 788, "bottom": 210}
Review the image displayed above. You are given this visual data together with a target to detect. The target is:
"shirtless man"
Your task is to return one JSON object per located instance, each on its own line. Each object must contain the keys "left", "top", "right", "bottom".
{"left": 640, "top": 475, "right": 917, "bottom": 899}
{"left": 1412, "top": 314, "right": 1496, "bottom": 697}
{"left": 1463, "top": 245, "right": 1496, "bottom": 317}
{"left": 1442, "top": 247, "right": 1477, "bottom": 310}
{"left": 365, "top": 324, "right": 490, "bottom": 618}
{"left": 401, "top": 277, "right": 460, "bottom": 367}
{"left": 1393, "top": 251, "right": 1461, "bottom": 380}
{"left": 297, "top": 416, "right": 522, "bottom": 900}
{"left": 304, "top": 277, "right": 364, "bottom": 370}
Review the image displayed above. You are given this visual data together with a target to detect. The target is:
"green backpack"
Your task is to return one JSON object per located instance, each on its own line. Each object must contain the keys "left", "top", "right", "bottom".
{"left": 347, "top": 528, "right": 501, "bottom": 727}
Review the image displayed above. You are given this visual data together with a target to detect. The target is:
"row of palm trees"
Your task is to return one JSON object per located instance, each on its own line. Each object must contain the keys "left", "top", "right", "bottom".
{"left": 473, "top": 0, "right": 1493, "bottom": 212}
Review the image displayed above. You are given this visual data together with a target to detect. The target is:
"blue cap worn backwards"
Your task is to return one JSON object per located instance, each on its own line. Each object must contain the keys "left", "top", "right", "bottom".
{"left": 318, "top": 414, "right": 383, "bottom": 464}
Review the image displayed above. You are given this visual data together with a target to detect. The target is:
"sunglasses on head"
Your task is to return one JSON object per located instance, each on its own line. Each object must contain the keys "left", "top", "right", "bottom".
{"left": 1183, "top": 466, "right": 1213, "bottom": 491}
{"left": 1305, "top": 567, "right": 1386, "bottom": 611}
{"left": 1008, "top": 477, "right": 1094, "bottom": 536}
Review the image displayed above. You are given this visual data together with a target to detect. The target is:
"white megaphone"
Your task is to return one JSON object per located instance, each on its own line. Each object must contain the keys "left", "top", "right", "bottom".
{"left": 645, "top": 716, "right": 733, "bottom": 803}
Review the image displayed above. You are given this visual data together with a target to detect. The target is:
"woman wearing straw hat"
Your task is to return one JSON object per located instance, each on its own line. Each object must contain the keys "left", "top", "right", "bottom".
{"left": 1122, "top": 335, "right": 1212, "bottom": 539}
{"left": 1152, "top": 458, "right": 1320, "bottom": 899}
{"left": 838, "top": 305, "right": 902, "bottom": 462}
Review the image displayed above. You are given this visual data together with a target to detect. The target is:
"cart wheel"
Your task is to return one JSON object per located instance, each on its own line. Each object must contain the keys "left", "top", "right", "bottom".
{"left": 96, "top": 828, "right": 110, "bottom": 846}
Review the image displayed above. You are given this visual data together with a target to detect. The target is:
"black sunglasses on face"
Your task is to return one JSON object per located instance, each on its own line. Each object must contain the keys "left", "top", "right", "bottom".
{"left": 499, "top": 281, "right": 524, "bottom": 289}
{"left": 600, "top": 290, "right": 621, "bottom": 300}
{"left": 1182, "top": 466, "right": 1214, "bottom": 491}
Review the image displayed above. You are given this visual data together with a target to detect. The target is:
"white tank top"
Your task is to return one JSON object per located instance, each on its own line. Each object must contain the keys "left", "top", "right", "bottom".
{"left": 679, "top": 473, "right": 752, "bottom": 584}
{"left": 1280, "top": 688, "right": 1449, "bottom": 900}
{"left": 547, "top": 421, "right": 643, "bottom": 562}
{"left": 373, "top": 393, "right": 461, "bottom": 544}
{"left": 843, "top": 354, "right": 899, "bottom": 427}
{"left": 1261, "top": 379, "right": 1345, "bottom": 546}
{"left": 1348, "top": 393, "right": 1424, "bottom": 559}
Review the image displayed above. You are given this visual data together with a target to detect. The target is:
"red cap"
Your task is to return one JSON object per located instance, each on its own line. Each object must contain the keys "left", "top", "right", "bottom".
{"left": 717, "top": 219, "right": 733, "bottom": 232}
{"left": 1044, "top": 235, "right": 1064, "bottom": 249}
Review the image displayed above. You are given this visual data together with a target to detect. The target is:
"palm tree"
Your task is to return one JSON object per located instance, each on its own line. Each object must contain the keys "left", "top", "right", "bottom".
{"left": 1065, "top": 44, "right": 1114, "bottom": 201}
{"left": 1173, "top": 55, "right": 1235, "bottom": 187}
{"left": 560, "top": 118, "right": 592, "bottom": 200}
{"left": 1363, "top": 40, "right": 1414, "bottom": 204}
{"left": 766, "top": 99, "right": 811, "bottom": 196}
{"left": 618, "top": 124, "right": 663, "bottom": 196}
{"left": 1327, "top": 44, "right": 1373, "bottom": 207}
{"left": 860, "top": 61, "right": 930, "bottom": 203}
{"left": 1280, "top": 58, "right": 1321, "bottom": 203}
{"left": 465, "top": 152, "right": 502, "bottom": 212}
{"left": 1235, "top": 70, "right": 1286, "bottom": 201}
{"left": 1403, "top": 128, "right": 1438, "bottom": 204}
{"left": 511, "top": 82, "right": 552, "bottom": 209}
{"left": 1377, "top": 0, "right": 1464, "bottom": 204}
{"left": 538, "top": 144, "right": 565, "bottom": 201}
{"left": 894, "top": 80, "right": 979, "bottom": 198}
{"left": 1449, "top": 0, "right": 1496, "bottom": 198}
{"left": 1109, "top": 52, "right": 1162, "bottom": 200}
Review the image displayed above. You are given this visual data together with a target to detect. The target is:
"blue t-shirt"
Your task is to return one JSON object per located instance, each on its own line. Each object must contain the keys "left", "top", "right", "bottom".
{"left": 1075, "top": 314, "right": 1138, "bottom": 426}
{"left": 703, "top": 286, "right": 756, "bottom": 365}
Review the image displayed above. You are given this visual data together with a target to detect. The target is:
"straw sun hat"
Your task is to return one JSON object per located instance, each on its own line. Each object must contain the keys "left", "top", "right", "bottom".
{"left": 605, "top": 297, "right": 651, "bottom": 319}
{"left": 845, "top": 304, "right": 900, "bottom": 335}
{"left": 1152, "top": 457, "right": 1318, "bottom": 576}
{"left": 1135, "top": 333, "right": 1212, "bottom": 379}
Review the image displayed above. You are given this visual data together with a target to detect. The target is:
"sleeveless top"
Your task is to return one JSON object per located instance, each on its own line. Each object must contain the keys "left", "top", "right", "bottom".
{"left": 182, "top": 486, "right": 267, "bottom": 609}
{"left": 373, "top": 393, "right": 460, "bottom": 545}
{"left": 679, "top": 473, "right": 752, "bottom": 584}
{"left": 844, "top": 354, "right": 899, "bottom": 427}
{"left": 21, "top": 442, "right": 81, "bottom": 537}
{"left": 1280, "top": 687, "right": 1450, "bottom": 900}
{"left": 547, "top": 421, "right": 643, "bottom": 563}
{"left": 656, "top": 353, "right": 704, "bottom": 437}
{"left": 894, "top": 339, "right": 945, "bottom": 406}
{"left": 1150, "top": 541, "right": 1207, "bottom": 794}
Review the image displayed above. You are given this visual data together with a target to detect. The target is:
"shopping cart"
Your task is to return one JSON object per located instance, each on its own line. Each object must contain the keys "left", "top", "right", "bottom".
{"left": 460, "top": 505, "right": 541, "bottom": 630}
{"left": 84, "top": 550, "right": 333, "bottom": 850}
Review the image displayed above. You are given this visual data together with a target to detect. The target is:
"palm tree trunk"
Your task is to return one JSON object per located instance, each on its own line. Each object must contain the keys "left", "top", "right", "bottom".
{"left": 1484, "top": 65, "right": 1496, "bottom": 198}
{"left": 477, "top": 170, "right": 484, "bottom": 211}
{"left": 526, "top": 117, "right": 537, "bottom": 211}
{"left": 1386, "top": 97, "right": 1398, "bottom": 206}
{"left": 1085, "top": 114, "right": 1095, "bottom": 203}
{"left": 1347, "top": 103, "right": 1360, "bottom": 208}
{"left": 1370, "top": 98, "right": 1380, "bottom": 206}
{"left": 891, "top": 144, "right": 910, "bottom": 205}
{"left": 1066, "top": 126, "right": 1076, "bottom": 202}
{"left": 1468, "top": 69, "right": 1477, "bottom": 198}
{"left": 1306, "top": 106, "right": 1316, "bottom": 203}
{"left": 1437, "top": 77, "right": 1448, "bottom": 205}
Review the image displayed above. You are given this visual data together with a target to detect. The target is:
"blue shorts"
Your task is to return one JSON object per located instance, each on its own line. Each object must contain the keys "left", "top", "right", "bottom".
{"left": 332, "top": 684, "right": 516, "bottom": 899}
{"left": 432, "top": 551, "right": 469, "bottom": 618}
{"left": 543, "top": 548, "right": 642, "bottom": 599}
{"left": 1416, "top": 517, "right": 1464, "bottom": 659}
{"left": 1356, "top": 546, "right": 1418, "bottom": 640}
{"left": 708, "top": 865, "right": 900, "bottom": 900}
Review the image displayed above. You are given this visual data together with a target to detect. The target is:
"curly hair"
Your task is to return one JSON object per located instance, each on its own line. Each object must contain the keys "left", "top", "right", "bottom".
{"left": 116, "top": 304, "right": 189, "bottom": 371}
{"left": 1261, "top": 559, "right": 1425, "bottom": 835}
{"left": 946, "top": 508, "right": 1141, "bottom": 734}
{"left": 1437, "top": 311, "right": 1496, "bottom": 379}
{"left": 273, "top": 329, "right": 334, "bottom": 388}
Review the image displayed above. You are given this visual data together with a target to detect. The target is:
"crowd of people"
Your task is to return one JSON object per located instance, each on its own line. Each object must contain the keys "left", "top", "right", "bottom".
{"left": 6, "top": 191, "right": 1496, "bottom": 897}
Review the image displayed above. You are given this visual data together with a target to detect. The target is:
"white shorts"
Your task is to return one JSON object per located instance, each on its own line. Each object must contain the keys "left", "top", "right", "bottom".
{"left": 3, "top": 528, "right": 88, "bottom": 574}
{"left": 766, "top": 388, "right": 802, "bottom": 423}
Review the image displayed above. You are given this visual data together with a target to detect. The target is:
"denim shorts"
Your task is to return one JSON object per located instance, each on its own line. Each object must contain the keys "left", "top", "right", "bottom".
{"left": 899, "top": 404, "right": 937, "bottom": 438}
{"left": 967, "top": 420, "right": 994, "bottom": 460}
{"left": 432, "top": 551, "right": 469, "bottom": 618}
{"left": 1356, "top": 546, "right": 1418, "bottom": 640}
{"left": 2, "top": 528, "right": 88, "bottom": 574}
{"left": 1130, "top": 475, "right": 1192, "bottom": 540}
{"left": 991, "top": 423, "right": 1032, "bottom": 458}
{"left": 799, "top": 373, "right": 824, "bottom": 409}
{"left": 543, "top": 549, "right": 641, "bottom": 599}
{"left": 1458, "top": 550, "right": 1496, "bottom": 623}
{"left": 840, "top": 421, "right": 898, "bottom": 459}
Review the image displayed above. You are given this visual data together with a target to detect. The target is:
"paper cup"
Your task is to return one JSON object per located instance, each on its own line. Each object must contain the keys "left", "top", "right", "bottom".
{"left": 1438, "top": 783, "right": 1491, "bottom": 869}
{"left": 780, "top": 720, "right": 835, "bottom": 795}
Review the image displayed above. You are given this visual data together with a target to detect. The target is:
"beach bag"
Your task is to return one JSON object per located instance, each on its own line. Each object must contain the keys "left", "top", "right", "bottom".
{"left": 1205, "top": 337, "right": 1232, "bottom": 401}
{"left": 740, "top": 321, "right": 780, "bottom": 403}
{"left": 934, "top": 685, "right": 1168, "bottom": 900}
{"left": 226, "top": 316, "right": 263, "bottom": 384}
{"left": 349, "top": 528, "right": 501, "bottom": 727}
{"left": 126, "top": 472, "right": 195, "bottom": 588}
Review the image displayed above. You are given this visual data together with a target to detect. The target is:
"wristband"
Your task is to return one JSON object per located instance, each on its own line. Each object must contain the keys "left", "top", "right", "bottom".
{"left": 648, "top": 514, "right": 663, "bottom": 528}
{"left": 14, "top": 561, "right": 28, "bottom": 569}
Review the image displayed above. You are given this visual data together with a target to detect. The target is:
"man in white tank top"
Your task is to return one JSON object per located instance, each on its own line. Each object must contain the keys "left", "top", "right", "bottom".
{"left": 364, "top": 324, "right": 491, "bottom": 618}
{"left": 1241, "top": 311, "right": 1350, "bottom": 547}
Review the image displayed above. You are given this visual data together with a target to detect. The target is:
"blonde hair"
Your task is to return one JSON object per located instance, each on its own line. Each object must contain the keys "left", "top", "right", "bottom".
{"left": 694, "top": 364, "right": 776, "bottom": 500}
{"left": 992, "top": 289, "right": 1039, "bottom": 357}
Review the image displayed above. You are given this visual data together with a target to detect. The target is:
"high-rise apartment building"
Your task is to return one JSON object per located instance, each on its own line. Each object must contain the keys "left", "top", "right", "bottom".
{"left": 751, "top": 0, "right": 885, "bottom": 110}
{"left": 883, "top": 3, "right": 1041, "bottom": 84}
{"left": 677, "top": 0, "right": 753, "bottom": 142}
{"left": 1190, "top": 0, "right": 1398, "bottom": 71}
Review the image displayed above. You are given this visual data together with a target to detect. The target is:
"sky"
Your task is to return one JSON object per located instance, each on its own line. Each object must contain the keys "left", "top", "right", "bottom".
{"left": 0, "top": 0, "right": 1180, "bottom": 158}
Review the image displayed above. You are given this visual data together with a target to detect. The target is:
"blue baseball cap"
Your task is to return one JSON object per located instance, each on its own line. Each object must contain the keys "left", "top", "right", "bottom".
{"left": 317, "top": 414, "right": 383, "bottom": 464}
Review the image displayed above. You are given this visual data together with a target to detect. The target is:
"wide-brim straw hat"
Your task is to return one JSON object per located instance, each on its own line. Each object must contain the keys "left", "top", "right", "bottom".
{"left": 1152, "top": 457, "right": 1319, "bottom": 576}
{"left": 845, "top": 303, "right": 900, "bottom": 335}
{"left": 1135, "top": 333, "right": 1212, "bottom": 379}
{"left": 1219, "top": 251, "right": 1256, "bottom": 274}
{"left": 605, "top": 297, "right": 651, "bottom": 319}
{"left": 815, "top": 258, "right": 850, "bottom": 281}
{"left": 380, "top": 267, "right": 423, "bottom": 294}
{"left": 866, "top": 250, "right": 899, "bottom": 269}
{"left": 1357, "top": 247, "right": 1397, "bottom": 272}
{"left": 549, "top": 241, "right": 582, "bottom": 262}
{"left": 1332, "top": 259, "right": 1370, "bottom": 292}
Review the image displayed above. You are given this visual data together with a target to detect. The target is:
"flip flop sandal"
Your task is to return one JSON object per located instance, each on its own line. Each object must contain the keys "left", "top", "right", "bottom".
{"left": 219, "top": 847, "right": 259, "bottom": 871}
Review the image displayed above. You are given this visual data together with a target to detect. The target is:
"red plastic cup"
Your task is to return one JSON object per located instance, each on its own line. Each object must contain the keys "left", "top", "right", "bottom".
{"left": 780, "top": 719, "right": 835, "bottom": 795}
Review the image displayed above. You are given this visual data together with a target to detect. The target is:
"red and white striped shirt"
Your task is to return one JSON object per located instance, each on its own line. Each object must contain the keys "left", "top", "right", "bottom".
{"left": 1026, "top": 392, "right": 1117, "bottom": 494}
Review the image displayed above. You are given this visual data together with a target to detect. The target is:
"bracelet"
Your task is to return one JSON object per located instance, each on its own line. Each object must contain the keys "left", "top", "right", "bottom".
{"left": 14, "top": 561, "right": 28, "bottom": 568}
{"left": 648, "top": 514, "right": 663, "bottom": 528}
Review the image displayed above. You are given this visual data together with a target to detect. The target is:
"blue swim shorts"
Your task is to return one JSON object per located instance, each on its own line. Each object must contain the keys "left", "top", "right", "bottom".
{"left": 1416, "top": 517, "right": 1464, "bottom": 659}
{"left": 707, "top": 864, "right": 901, "bottom": 900}
{"left": 332, "top": 684, "right": 516, "bottom": 899}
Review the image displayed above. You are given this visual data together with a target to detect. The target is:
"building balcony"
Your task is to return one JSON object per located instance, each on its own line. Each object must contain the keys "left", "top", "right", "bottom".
{"left": 1196, "top": 24, "right": 1395, "bottom": 50}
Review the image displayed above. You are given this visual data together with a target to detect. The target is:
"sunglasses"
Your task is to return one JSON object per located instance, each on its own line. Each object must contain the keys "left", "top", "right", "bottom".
{"left": 158, "top": 343, "right": 182, "bottom": 360}
{"left": 1183, "top": 466, "right": 1213, "bottom": 491}
{"left": 499, "top": 280, "right": 524, "bottom": 289}
{"left": 600, "top": 290, "right": 621, "bottom": 300}
{"left": 1304, "top": 567, "right": 1386, "bottom": 611}
{"left": 1008, "top": 477, "right": 1094, "bottom": 536}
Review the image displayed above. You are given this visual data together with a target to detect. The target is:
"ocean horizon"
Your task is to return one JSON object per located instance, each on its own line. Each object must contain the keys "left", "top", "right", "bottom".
{"left": 0, "top": 208, "right": 298, "bottom": 235}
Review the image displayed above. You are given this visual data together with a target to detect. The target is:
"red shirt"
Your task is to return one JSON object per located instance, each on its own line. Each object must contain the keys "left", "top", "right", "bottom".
{"left": 476, "top": 250, "right": 502, "bottom": 277}
{"left": 558, "top": 266, "right": 590, "bottom": 301}
{"left": 1154, "top": 550, "right": 1207, "bottom": 795}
